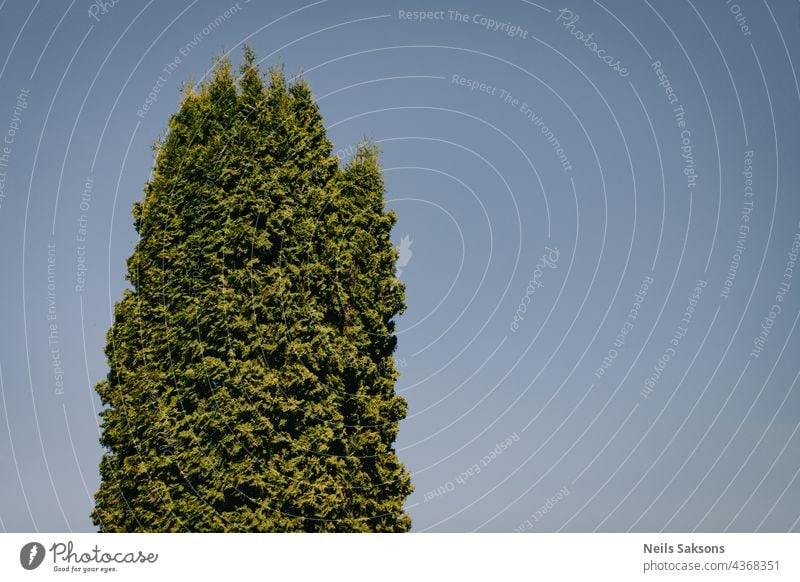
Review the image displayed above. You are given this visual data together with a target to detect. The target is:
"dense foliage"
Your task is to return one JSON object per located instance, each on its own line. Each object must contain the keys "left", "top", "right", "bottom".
{"left": 92, "top": 49, "right": 412, "bottom": 532}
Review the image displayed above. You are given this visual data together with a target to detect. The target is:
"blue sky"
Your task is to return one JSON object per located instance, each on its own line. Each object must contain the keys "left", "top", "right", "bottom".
{"left": 1, "top": 0, "right": 799, "bottom": 532}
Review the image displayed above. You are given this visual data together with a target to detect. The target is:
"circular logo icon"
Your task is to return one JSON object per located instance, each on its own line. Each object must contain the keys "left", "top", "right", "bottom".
{"left": 20, "top": 542, "right": 45, "bottom": 570}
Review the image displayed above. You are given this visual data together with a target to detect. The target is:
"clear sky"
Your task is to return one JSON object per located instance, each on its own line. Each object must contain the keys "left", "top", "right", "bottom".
{"left": 1, "top": 0, "right": 799, "bottom": 532}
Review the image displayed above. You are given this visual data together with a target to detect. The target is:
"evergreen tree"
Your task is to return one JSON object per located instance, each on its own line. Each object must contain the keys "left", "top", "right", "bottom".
{"left": 92, "top": 49, "right": 412, "bottom": 532}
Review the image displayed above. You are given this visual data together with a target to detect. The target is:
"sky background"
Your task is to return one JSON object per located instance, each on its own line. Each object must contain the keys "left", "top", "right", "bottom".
{"left": 1, "top": 0, "right": 800, "bottom": 533}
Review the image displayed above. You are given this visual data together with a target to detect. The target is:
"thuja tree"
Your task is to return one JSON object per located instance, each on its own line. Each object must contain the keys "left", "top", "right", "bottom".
{"left": 92, "top": 49, "right": 412, "bottom": 532}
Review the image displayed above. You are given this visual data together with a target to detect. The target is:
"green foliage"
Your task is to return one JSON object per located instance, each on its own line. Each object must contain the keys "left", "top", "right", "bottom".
{"left": 92, "top": 49, "right": 412, "bottom": 532}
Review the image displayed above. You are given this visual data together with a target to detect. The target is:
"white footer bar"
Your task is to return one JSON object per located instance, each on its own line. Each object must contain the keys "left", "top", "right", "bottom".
{"left": 2, "top": 533, "right": 798, "bottom": 581}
